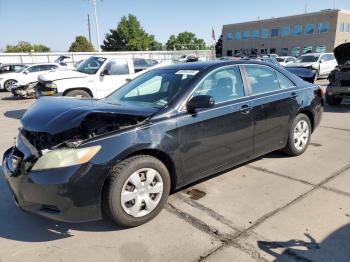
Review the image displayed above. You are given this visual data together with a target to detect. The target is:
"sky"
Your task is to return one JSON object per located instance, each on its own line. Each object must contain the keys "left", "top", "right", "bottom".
{"left": 0, "top": 0, "right": 350, "bottom": 51}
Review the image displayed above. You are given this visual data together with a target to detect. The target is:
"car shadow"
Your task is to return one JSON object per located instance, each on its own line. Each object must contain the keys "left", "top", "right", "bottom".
{"left": 0, "top": 166, "right": 123, "bottom": 243}
{"left": 4, "top": 109, "right": 27, "bottom": 120}
{"left": 257, "top": 224, "right": 350, "bottom": 261}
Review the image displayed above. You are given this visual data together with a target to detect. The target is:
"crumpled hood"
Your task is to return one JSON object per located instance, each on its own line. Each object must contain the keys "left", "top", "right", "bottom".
{"left": 21, "top": 97, "right": 157, "bottom": 135}
{"left": 38, "top": 69, "right": 88, "bottom": 82}
{"left": 334, "top": 42, "right": 350, "bottom": 66}
{"left": 285, "top": 62, "right": 317, "bottom": 68}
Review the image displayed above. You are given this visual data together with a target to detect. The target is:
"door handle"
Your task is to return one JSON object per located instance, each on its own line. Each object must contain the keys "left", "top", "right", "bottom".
{"left": 240, "top": 104, "right": 252, "bottom": 114}
{"left": 291, "top": 92, "right": 297, "bottom": 99}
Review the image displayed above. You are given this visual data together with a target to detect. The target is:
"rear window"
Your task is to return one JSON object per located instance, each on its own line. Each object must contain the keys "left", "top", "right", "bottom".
{"left": 245, "top": 65, "right": 280, "bottom": 94}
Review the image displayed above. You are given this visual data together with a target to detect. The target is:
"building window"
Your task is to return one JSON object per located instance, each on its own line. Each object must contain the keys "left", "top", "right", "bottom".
{"left": 261, "top": 48, "right": 268, "bottom": 54}
{"left": 235, "top": 32, "right": 242, "bottom": 40}
{"left": 281, "top": 48, "right": 288, "bottom": 56}
{"left": 261, "top": 28, "right": 269, "bottom": 39}
{"left": 315, "top": 45, "right": 326, "bottom": 53}
{"left": 227, "top": 50, "right": 233, "bottom": 56}
{"left": 242, "top": 31, "right": 250, "bottom": 39}
{"left": 251, "top": 30, "right": 259, "bottom": 39}
{"left": 234, "top": 50, "right": 240, "bottom": 56}
{"left": 340, "top": 22, "right": 350, "bottom": 32}
{"left": 293, "top": 25, "right": 302, "bottom": 35}
{"left": 281, "top": 26, "right": 290, "bottom": 37}
{"left": 291, "top": 47, "right": 301, "bottom": 57}
{"left": 303, "top": 46, "right": 313, "bottom": 54}
{"left": 318, "top": 22, "right": 329, "bottom": 33}
{"left": 271, "top": 28, "right": 279, "bottom": 38}
{"left": 305, "top": 24, "right": 315, "bottom": 35}
{"left": 227, "top": 32, "right": 233, "bottom": 40}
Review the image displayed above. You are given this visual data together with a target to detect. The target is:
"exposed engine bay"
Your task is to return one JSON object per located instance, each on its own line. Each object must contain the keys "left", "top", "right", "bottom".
{"left": 21, "top": 113, "right": 147, "bottom": 151}
{"left": 11, "top": 82, "right": 37, "bottom": 99}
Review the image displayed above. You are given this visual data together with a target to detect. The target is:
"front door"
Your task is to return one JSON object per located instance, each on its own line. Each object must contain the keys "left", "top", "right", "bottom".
{"left": 243, "top": 65, "right": 299, "bottom": 156}
{"left": 176, "top": 66, "right": 254, "bottom": 182}
{"left": 97, "top": 59, "right": 133, "bottom": 98}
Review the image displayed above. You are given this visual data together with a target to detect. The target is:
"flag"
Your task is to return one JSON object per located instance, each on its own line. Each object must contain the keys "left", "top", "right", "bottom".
{"left": 212, "top": 28, "right": 216, "bottom": 41}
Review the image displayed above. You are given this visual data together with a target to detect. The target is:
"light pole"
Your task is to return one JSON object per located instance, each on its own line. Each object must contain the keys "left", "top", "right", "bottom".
{"left": 90, "top": 0, "right": 101, "bottom": 52}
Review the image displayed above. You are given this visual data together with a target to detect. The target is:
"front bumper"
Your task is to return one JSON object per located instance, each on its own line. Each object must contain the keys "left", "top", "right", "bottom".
{"left": 2, "top": 145, "right": 109, "bottom": 223}
{"left": 326, "top": 86, "right": 350, "bottom": 97}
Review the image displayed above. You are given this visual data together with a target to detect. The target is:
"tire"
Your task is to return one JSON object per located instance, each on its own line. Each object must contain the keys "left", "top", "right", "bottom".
{"left": 326, "top": 94, "right": 342, "bottom": 106}
{"left": 102, "top": 155, "right": 171, "bottom": 227}
{"left": 65, "top": 89, "right": 91, "bottom": 98}
{"left": 284, "top": 114, "right": 312, "bottom": 156}
{"left": 4, "top": 79, "right": 17, "bottom": 92}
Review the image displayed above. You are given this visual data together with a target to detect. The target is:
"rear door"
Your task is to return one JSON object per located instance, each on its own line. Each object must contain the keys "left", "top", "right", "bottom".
{"left": 97, "top": 58, "right": 133, "bottom": 98}
{"left": 242, "top": 64, "right": 299, "bottom": 156}
{"left": 176, "top": 65, "right": 254, "bottom": 182}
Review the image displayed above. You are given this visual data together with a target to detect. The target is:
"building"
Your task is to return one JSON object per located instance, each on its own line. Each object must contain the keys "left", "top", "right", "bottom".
{"left": 222, "top": 9, "right": 350, "bottom": 57}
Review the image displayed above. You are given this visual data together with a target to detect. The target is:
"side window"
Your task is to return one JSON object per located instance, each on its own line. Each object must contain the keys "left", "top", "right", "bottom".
{"left": 193, "top": 66, "right": 245, "bottom": 104}
{"left": 276, "top": 72, "right": 294, "bottom": 89}
{"left": 245, "top": 65, "right": 280, "bottom": 94}
{"left": 320, "top": 55, "right": 327, "bottom": 62}
{"left": 104, "top": 59, "right": 129, "bottom": 75}
{"left": 39, "top": 65, "right": 57, "bottom": 71}
{"left": 26, "top": 65, "right": 40, "bottom": 72}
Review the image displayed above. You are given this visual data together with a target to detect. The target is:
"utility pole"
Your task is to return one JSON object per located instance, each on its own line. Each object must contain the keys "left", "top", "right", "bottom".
{"left": 90, "top": 0, "right": 101, "bottom": 52}
{"left": 87, "top": 14, "right": 92, "bottom": 44}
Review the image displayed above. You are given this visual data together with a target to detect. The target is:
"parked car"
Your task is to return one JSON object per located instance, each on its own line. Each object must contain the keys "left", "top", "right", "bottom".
{"left": 133, "top": 58, "right": 159, "bottom": 73}
{"left": 2, "top": 60, "right": 323, "bottom": 227}
{"left": 0, "top": 63, "right": 61, "bottom": 91}
{"left": 176, "top": 54, "right": 199, "bottom": 63}
{"left": 36, "top": 56, "right": 164, "bottom": 99}
{"left": 285, "top": 53, "right": 337, "bottom": 80}
{"left": 326, "top": 42, "right": 350, "bottom": 105}
{"left": 276, "top": 56, "right": 297, "bottom": 66}
{"left": 0, "top": 63, "right": 28, "bottom": 75}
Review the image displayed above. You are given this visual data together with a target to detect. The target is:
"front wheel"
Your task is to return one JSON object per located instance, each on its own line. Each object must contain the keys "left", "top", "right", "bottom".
{"left": 65, "top": 89, "right": 91, "bottom": 98}
{"left": 284, "top": 114, "right": 312, "bottom": 156}
{"left": 102, "top": 155, "right": 171, "bottom": 227}
{"left": 4, "top": 79, "right": 17, "bottom": 92}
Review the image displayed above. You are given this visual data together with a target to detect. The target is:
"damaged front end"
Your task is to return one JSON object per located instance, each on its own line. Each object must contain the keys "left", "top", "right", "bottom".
{"left": 326, "top": 43, "right": 350, "bottom": 104}
{"left": 11, "top": 82, "right": 38, "bottom": 99}
{"left": 14, "top": 112, "right": 147, "bottom": 174}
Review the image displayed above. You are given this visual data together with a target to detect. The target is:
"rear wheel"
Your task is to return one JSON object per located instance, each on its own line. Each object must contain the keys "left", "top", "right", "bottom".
{"left": 65, "top": 89, "right": 91, "bottom": 98}
{"left": 102, "top": 155, "right": 171, "bottom": 227}
{"left": 284, "top": 114, "right": 311, "bottom": 156}
{"left": 4, "top": 79, "right": 17, "bottom": 92}
{"left": 326, "top": 94, "right": 342, "bottom": 106}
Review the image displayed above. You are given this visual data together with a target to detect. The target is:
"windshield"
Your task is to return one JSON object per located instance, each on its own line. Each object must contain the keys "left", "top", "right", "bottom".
{"left": 105, "top": 69, "right": 197, "bottom": 109}
{"left": 296, "top": 55, "right": 319, "bottom": 63}
{"left": 77, "top": 56, "right": 106, "bottom": 74}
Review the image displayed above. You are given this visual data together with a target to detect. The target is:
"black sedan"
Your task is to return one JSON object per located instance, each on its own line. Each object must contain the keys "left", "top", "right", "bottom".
{"left": 2, "top": 61, "right": 323, "bottom": 227}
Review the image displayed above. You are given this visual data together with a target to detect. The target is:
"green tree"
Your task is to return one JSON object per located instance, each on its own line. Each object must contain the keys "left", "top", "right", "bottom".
{"left": 5, "top": 41, "right": 50, "bottom": 52}
{"left": 101, "top": 14, "right": 162, "bottom": 51}
{"left": 165, "top": 32, "right": 206, "bottom": 50}
{"left": 69, "top": 36, "right": 95, "bottom": 52}
{"left": 215, "top": 35, "right": 223, "bottom": 57}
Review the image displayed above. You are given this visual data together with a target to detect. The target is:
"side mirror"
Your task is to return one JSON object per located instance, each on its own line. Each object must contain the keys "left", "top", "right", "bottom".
{"left": 101, "top": 69, "right": 110, "bottom": 76}
{"left": 125, "top": 78, "right": 132, "bottom": 83}
{"left": 186, "top": 95, "right": 214, "bottom": 114}
{"left": 319, "top": 60, "right": 324, "bottom": 64}
{"left": 23, "top": 71, "right": 28, "bottom": 74}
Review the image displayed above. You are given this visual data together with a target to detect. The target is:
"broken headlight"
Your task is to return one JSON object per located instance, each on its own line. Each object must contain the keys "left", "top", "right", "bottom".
{"left": 31, "top": 145, "right": 101, "bottom": 171}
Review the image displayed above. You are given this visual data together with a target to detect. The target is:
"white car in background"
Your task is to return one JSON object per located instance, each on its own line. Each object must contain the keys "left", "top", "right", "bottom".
{"left": 37, "top": 56, "right": 171, "bottom": 99}
{"left": 0, "top": 63, "right": 61, "bottom": 91}
{"left": 276, "top": 56, "right": 297, "bottom": 66}
{"left": 285, "top": 53, "right": 337, "bottom": 79}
